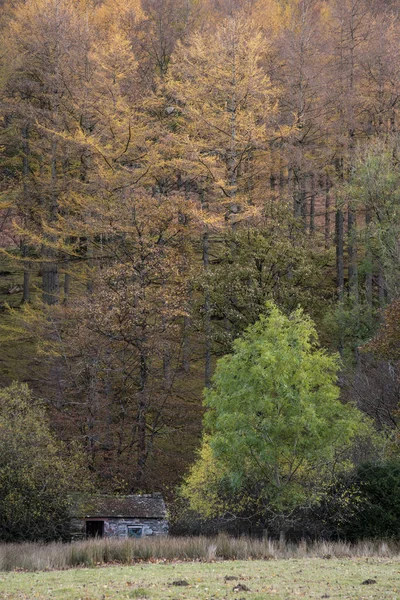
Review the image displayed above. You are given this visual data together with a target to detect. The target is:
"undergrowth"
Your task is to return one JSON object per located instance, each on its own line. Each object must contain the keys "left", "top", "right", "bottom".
{"left": 0, "top": 535, "right": 399, "bottom": 572}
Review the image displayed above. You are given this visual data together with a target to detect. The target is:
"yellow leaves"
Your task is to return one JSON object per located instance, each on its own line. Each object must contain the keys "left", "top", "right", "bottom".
{"left": 164, "top": 12, "right": 278, "bottom": 212}
{"left": 252, "top": 0, "right": 287, "bottom": 40}
{"left": 94, "top": 0, "right": 144, "bottom": 36}
{"left": 181, "top": 438, "right": 227, "bottom": 518}
{"left": 90, "top": 32, "right": 137, "bottom": 84}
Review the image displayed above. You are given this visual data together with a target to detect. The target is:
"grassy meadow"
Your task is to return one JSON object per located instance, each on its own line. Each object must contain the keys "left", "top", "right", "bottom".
{"left": 0, "top": 557, "right": 399, "bottom": 599}
{"left": 0, "top": 537, "right": 400, "bottom": 599}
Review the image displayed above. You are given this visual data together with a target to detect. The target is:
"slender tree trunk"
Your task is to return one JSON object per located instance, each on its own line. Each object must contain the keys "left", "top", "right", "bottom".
{"left": 21, "top": 241, "right": 30, "bottom": 304}
{"left": 86, "top": 238, "right": 94, "bottom": 295}
{"left": 288, "top": 164, "right": 293, "bottom": 210}
{"left": 389, "top": 110, "right": 396, "bottom": 134}
{"left": 134, "top": 349, "right": 149, "bottom": 489}
{"left": 279, "top": 161, "right": 286, "bottom": 201}
{"left": 21, "top": 125, "right": 30, "bottom": 303}
{"left": 347, "top": 204, "right": 358, "bottom": 301}
{"left": 228, "top": 34, "right": 237, "bottom": 210}
{"left": 324, "top": 176, "right": 331, "bottom": 248}
{"left": 63, "top": 270, "right": 70, "bottom": 305}
{"left": 293, "top": 169, "right": 307, "bottom": 229}
{"left": 300, "top": 175, "right": 307, "bottom": 227}
{"left": 365, "top": 208, "right": 373, "bottom": 309}
{"left": 42, "top": 250, "right": 59, "bottom": 304}
{"left": 42, "top": 140, "right": 59, "bottom": 305}
{"left": 378, "top": 267, "right": 386, "bottom": 308}
{"left": 162, "top": 316, "right": 172, "bottom": 390}
{"left": 293, "top": 169, "right": 301, "bottom": 219}
{"left": 182, "top": 183, "right": 191, "bottom": 375}
{"left": 86, "top": 358, "right": 99, "bottom": 467}
{"left": 309, "top": 173, "right": 315, "bottom": 235}
{"left": 335, "top": 207, "right": 344, "bottom": 301}
{"left": 203, "top": 230, "right": 211, "bottom": 388}
{"left": 182, "top": 289, "right": 191, "bottom": 374}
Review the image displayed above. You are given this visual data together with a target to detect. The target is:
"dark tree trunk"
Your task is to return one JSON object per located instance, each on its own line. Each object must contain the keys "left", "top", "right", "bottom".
{"left": 42, "top": 253, "right": 59, "bottom": 305}
{"left": 21, "top": 242, "right": 30, "bottom": 304}
{"left": 324, "top": 176, "right": 331, "bottom": 248}
{"left": 309, "top": 174, "right": 315, "bottom": 235}
{"left": 134, "top": 350, "right": 149, "bottom": 489}
{"left": 365, "top": 208, "right": 373, "bottom": 309}
{"left": 21, "top": 125, "right": 30, "bottom": 304}
{"left": 182, "top": 291, "right": 191, "bottom": 374}
{"left": 63, "top": 270, "right": 70, "bottom": 305}
{"left": 42, "top": 140, "right": 59, "bottom": 305}
{"left": 335, "top": 208, "right": 344, "bottom": 301}
{"left": 348, "top": 205, "right": 358, "bottom": 301}
{"left": 378, "top": 267, "right": 386, "bottom": 308}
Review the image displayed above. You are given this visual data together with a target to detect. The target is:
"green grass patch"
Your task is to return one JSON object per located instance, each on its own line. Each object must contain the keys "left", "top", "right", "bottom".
{"left": 0, "top": 558, "right": 400, "bottom": 599}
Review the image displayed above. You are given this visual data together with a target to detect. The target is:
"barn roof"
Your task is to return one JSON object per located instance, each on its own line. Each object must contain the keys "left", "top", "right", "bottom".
{"left": 76, "top": 494, "right": 167, "bottom": 519}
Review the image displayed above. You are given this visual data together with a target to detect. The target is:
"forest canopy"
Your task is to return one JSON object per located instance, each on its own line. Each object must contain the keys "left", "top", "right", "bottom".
{"left": 0, "top": 0, "right": 400, "bottom": 538}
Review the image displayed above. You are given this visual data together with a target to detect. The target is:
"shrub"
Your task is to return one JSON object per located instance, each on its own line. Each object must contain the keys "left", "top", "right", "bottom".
{"left": 0, "top": 382, "right": 92, "bottom": 542}
{"left": 340, "top": 462, "right": 400, "bottom": 540}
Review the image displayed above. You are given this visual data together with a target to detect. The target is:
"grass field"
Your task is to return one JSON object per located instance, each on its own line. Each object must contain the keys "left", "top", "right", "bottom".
{"left": 0, "top": 558, "right": 399, "bottom": 600}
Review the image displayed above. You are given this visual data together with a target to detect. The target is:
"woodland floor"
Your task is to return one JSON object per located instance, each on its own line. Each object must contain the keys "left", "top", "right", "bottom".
{"left": 0, "top": 558, "right": 399, "bottom": 599}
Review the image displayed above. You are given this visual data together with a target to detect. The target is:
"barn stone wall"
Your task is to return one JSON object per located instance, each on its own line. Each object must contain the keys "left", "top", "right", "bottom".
{"left": 70, "top": 517, "right": 168, "bottom": 540}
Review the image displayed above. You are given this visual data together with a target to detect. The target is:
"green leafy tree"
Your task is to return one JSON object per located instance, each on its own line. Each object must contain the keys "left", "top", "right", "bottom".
{"left": 183, "top": 304, "right": 369, "bottom": 519}
{"left": 0, "top": 382, "right": 92, "bottom": 541}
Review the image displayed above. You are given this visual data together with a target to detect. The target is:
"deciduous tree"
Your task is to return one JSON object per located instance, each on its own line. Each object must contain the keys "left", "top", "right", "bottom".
{"left": 183, "top": 305, "right": 368, "bottom": 518}
{"left": 0, "top": 382, "right": 92, "bottom": 541}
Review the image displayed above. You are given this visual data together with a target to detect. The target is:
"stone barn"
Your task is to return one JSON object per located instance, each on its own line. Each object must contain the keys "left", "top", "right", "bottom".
{"left": 71, "top": 494, "right": 168, "bottom": 539}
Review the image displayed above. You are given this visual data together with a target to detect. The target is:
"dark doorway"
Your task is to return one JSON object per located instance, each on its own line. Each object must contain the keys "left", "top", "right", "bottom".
{"left": 86, "top": 520, "right": 104, "bottom": 538}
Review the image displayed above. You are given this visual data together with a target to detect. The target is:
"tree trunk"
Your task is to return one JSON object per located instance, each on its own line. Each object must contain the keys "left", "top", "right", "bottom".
{"left": 324, "top": 176, "right": 331, "bottom": 248}
{"left": 21, "top": 125, "right": 30, "bottom": 304}
{"left": 378, "top": 267, "right": 386, "bottom": 308}
{"left": 42, "top": 140, "right": 59, "bottom": 305}
{"left": 309, "top": 174, "right": 315, "bottom": 235}
{"left": 63, "top": 270, "right": 70, "bottom": 305}
{"left": 182, "top": 290, "right": 192, "bottom": 374}
{"left": 347, "top": 205, "right": 358, "bottom": 301}
{"left": 293, "top": 169, "right": 301, "bottom": 219}
{"left": 365, "top": 208, "right": 373, "bottom": 310}
{"left": 134, "top": 350, "right": 149, "bottom": 489}
{"left": 21, "top": 242, "right": 30, "bottom": 304}
{"left": 203, "top": 230, "right": 211, "bottom": 388}
{"left": 335, "top": 208, "right": 344, "bottom": 301}
{"left": 42, "top": 252, "right": 59, "bottom": 305}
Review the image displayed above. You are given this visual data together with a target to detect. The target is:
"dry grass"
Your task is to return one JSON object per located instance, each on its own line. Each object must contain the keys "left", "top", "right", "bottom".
{"left": 0, "top": 535, "right": 399, "bottom": 572}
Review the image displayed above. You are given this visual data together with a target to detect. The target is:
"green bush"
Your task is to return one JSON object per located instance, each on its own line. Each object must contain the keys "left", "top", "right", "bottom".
{"left": 0, "top": 382, "right": 92, "bottom": 541}
{"left": 340, "top": 462, "right": 400, "bottom": 540}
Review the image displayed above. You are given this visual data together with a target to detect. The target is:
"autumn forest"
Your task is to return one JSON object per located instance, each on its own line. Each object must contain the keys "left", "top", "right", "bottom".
{"left": 1, "top": 0, "right": 400, "bottom": 539}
